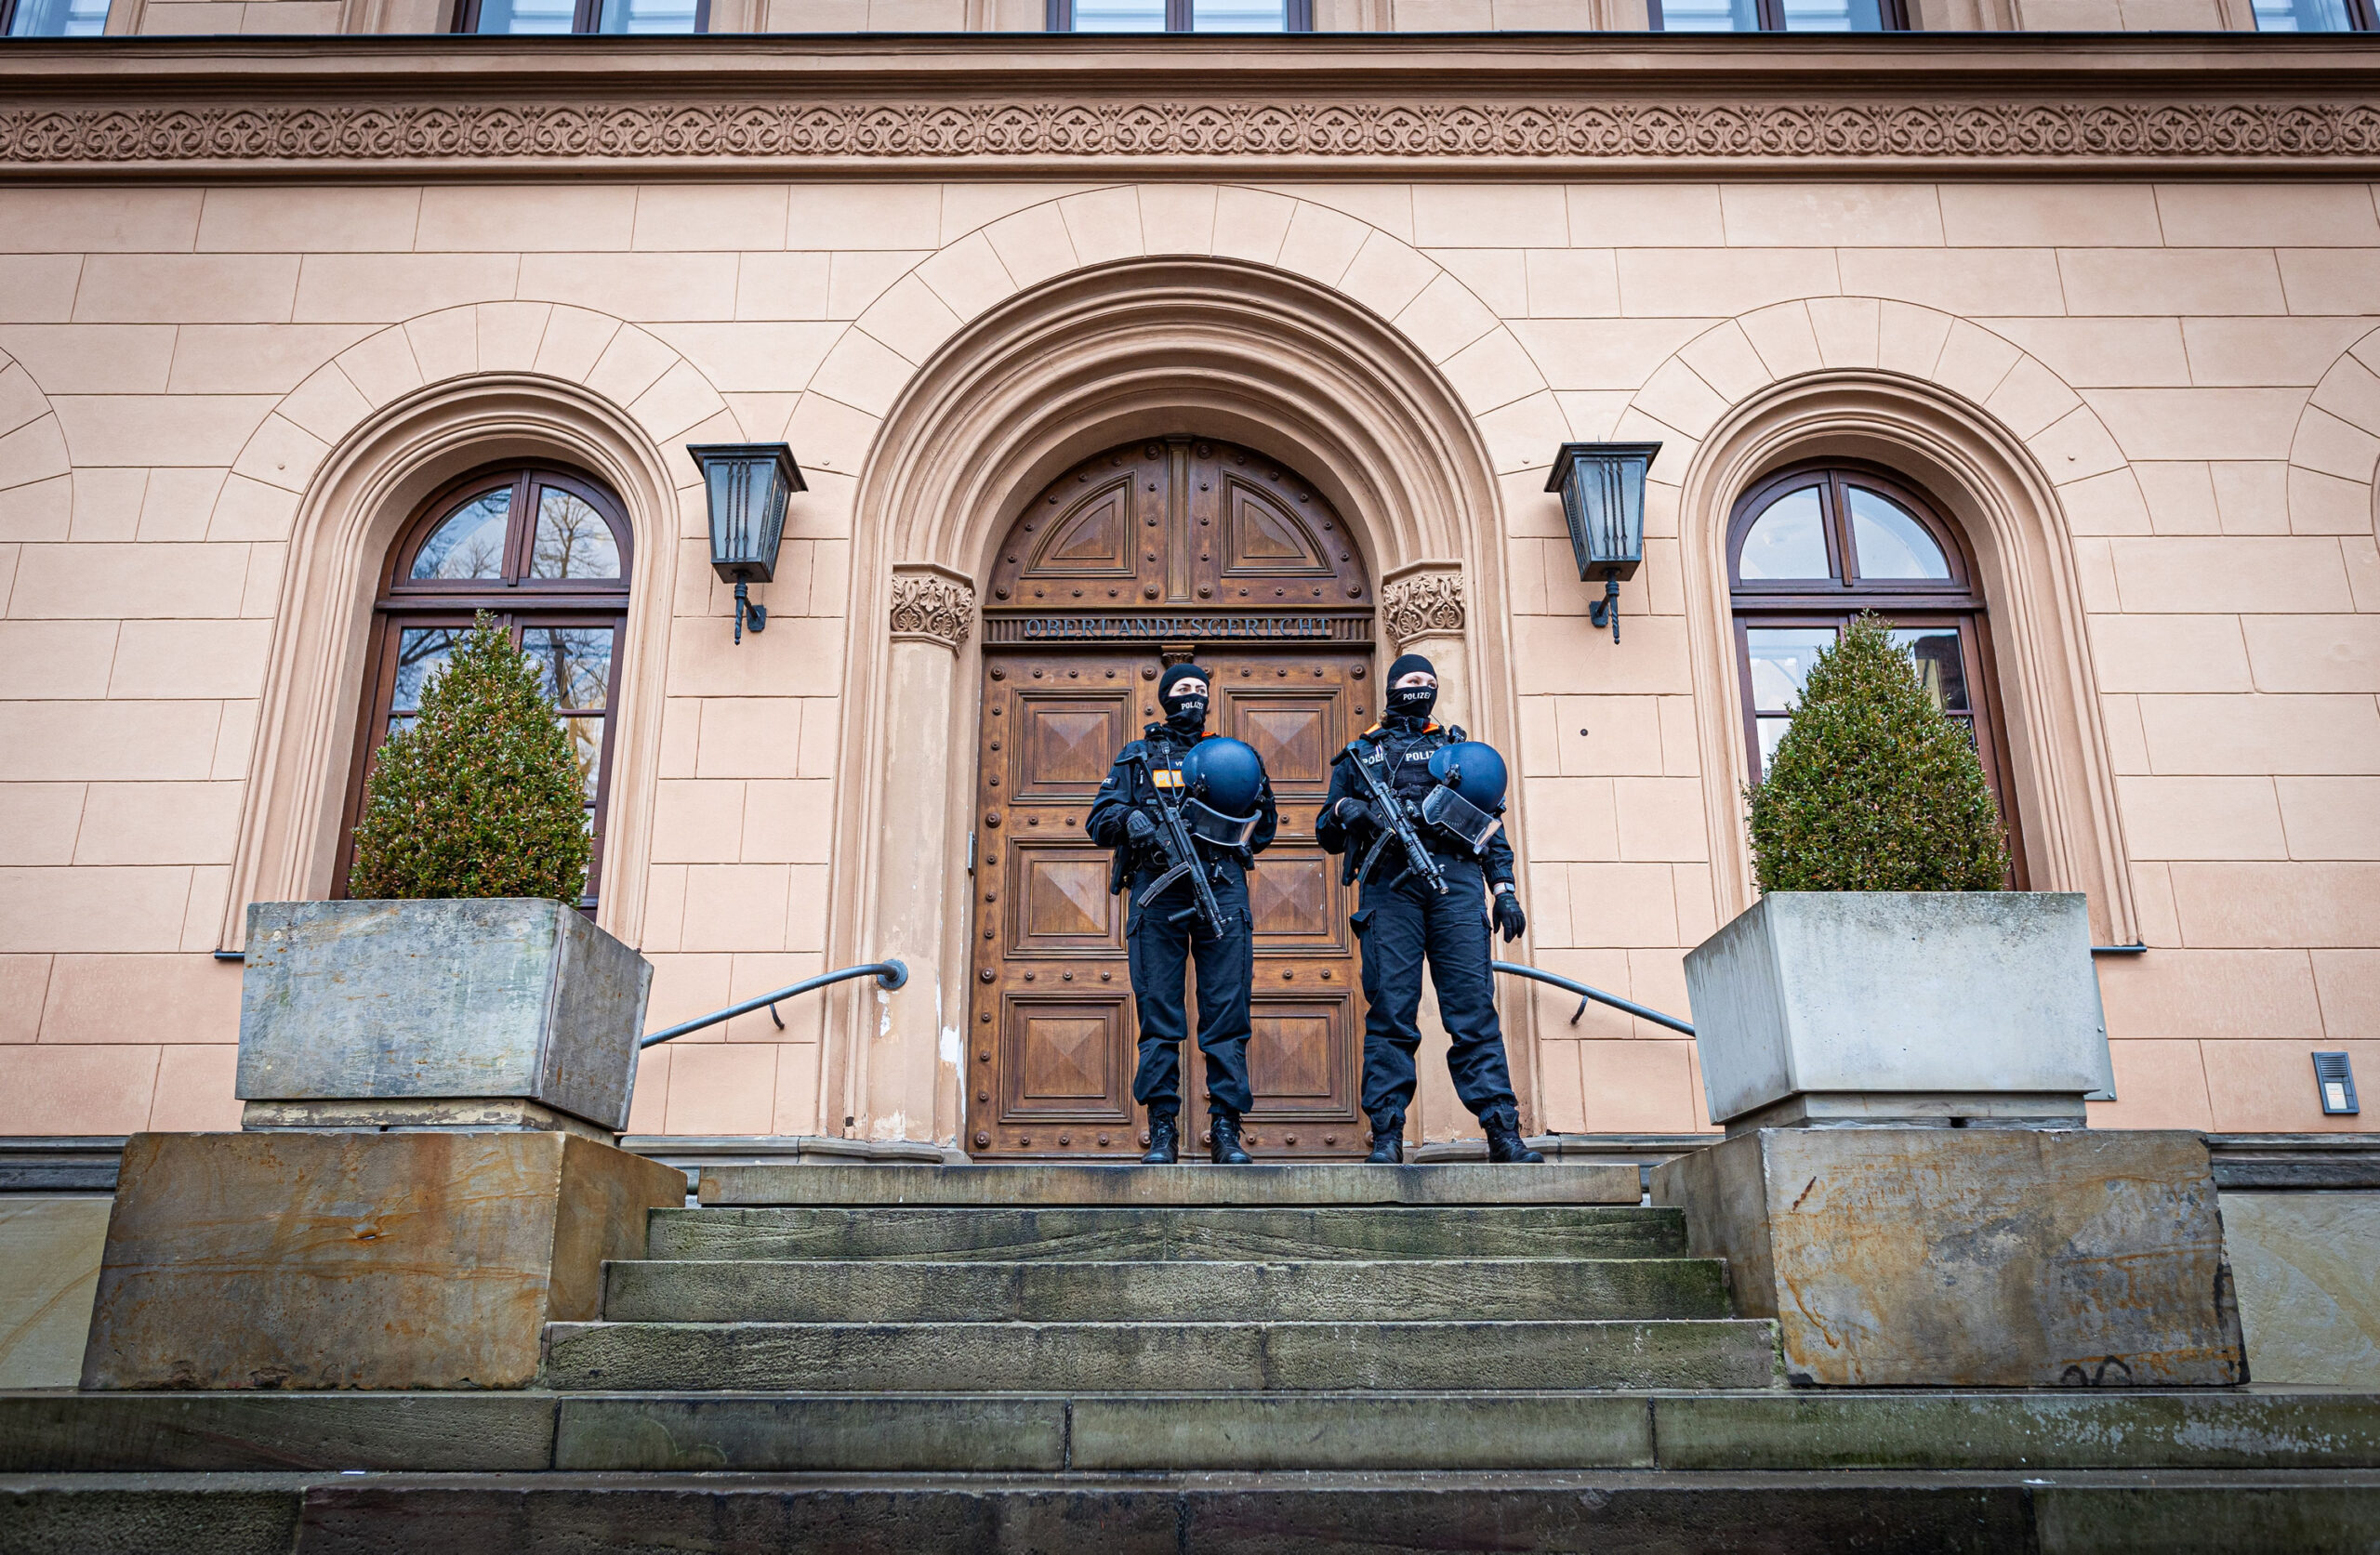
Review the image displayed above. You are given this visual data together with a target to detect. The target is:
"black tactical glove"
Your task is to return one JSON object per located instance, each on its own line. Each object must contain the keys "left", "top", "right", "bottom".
{"left": 1491, "top": 887, "right": 1526, "bottom": 942}
{"left": 1333, "top": 797, "right": 1374, "bottom": 827}
{"left": 1125, "top": 810, "right": 1157, "bottom": 843}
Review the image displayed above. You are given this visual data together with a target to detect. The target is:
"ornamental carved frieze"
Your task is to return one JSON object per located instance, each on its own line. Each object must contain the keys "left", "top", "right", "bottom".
{"left": 6, "top": 99, "right": 2380, "bottom": 167}
{"left": 1381, "top": 570, "right": 1464, "bottom": 647}
{"left": 889, "top": 570, "right": 974, "bottom": 651}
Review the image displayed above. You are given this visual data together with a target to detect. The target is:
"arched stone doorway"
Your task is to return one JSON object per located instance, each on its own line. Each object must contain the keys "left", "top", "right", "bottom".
{"left": 968, "top": 436, "right": 1377, "bottom": 1161}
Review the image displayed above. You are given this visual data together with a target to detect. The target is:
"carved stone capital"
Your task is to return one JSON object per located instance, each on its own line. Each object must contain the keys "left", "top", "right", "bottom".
{"left": 889, "top": 565, "right": 975, "bottom": 651}
{"left": 1380, "top": 567, "right": 1464, "bottom": 647}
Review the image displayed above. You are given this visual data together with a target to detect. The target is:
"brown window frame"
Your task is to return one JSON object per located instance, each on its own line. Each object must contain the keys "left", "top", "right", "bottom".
{"left": 1647, "top": 0, "right": 1905, "bottom": 27}
{"left": 451, "top": 0, "right": 709, "bottom": 33}
{"left": 1726, "top": 459, "right": 2026, "bottom": 885}
{"left": 337, "top": 462, "right": 634, "bottom": 913}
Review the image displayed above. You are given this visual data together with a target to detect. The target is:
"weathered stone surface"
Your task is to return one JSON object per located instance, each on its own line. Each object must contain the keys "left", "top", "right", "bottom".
{"left": 2033, "top": 1482, "right": 2380, "bottom": 1555}
{"left": 698, "top": 1162, "right": 1641, "bottom": 1207}
{"left": 1652, "top": 1127, "right": 2243, "bottom": 1387}
{"left": 237, "top": 899, "right": 652, "bottom": 1132}
{"left": 0, "top": 1483, "right": 301, "bottom": 1555}
{"left": 2221, "top": 1191, "right": 2380, "bottom": 1388}
{"left": 80, "top": 1130, "right": 682, "bottom": 1390}
{"left": 1684, "top": 892, "right": 2113, "bottom": 1127}
{"left": 0, "top": 1198, "right": 109, "bottom": 1389}
{"left": 1654, "top": 1391, "right": 2380, "bottom": 1470}
{"left": 0, "top": 1393, "right": 557, "bottom": 1471}
{"left": 1069, "top": 1393, "right": 1657, "bottom": 1470}
{"left": 647, "top": 1205, "right": 1688, "bottom": 1262}
{"left": 602, "top": 1256, "right": 1732, "bottom": 1323}
{"left": 538, "top": 1318, "right": 1781, "bottom": 1392}
{"left": 554, "top": 1396, "right": 1069, "bottom": 1471}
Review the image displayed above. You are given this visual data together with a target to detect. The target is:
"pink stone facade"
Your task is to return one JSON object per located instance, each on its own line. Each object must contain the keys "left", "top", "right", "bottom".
{"left": 2, "top": 40, "right": 2375, "bottom": 1145}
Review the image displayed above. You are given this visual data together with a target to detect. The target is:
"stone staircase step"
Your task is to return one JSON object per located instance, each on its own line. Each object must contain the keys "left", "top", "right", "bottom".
{"left": 537, "top": 1318, "right": 1782, "bottom": 1392}
{"left": 697, "top": 1161, "right": 1641, "bottom": 1207}
{"left": 11, "top": 1390, "right": 2377, "bottom": 1476}
{"left": 10, "top": 1468, "right": 2380, "bottom": 1554}
{"left": 645, "top": 1204, "right": 1687, "bottom": 1262}
{"left": 601, "top": 1256, "right": 1732, "bottom": 1324}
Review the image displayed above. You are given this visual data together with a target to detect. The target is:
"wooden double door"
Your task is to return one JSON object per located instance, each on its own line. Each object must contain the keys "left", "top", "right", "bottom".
{"left": 967, "top": 438, "right": 1380, "bottom": 1160}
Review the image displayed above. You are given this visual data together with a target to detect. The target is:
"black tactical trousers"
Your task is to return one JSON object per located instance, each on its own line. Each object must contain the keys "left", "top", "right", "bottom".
{"left": 1127, "top": 863, "right": 1254, "bottom": 1118}
{"left": 1353, "top": 853, "right": 1519, "bottom": 1127}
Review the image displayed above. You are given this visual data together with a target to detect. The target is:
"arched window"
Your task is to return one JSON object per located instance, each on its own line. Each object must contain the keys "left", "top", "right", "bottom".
{"left": 338, "top": 463, "right": 633, "bottom": 910}
{"left": 1727, "top": 461, "right": 2024, "bottom": 877}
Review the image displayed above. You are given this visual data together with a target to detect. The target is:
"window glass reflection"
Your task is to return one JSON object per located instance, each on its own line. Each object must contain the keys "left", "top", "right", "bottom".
{"left": 525, "top": 626, "right": 615, "bottom": 711}
{"left": 412, "top": 491, "right": 511, "bottom": 580}
{"left": 471, "top": 0, "right": 575, "bottom": 29}
{"left": 558, "top": 716, "right": 604, "bottom": 805}
{"left": 1757, "top": 716, "right": 1792, "bottom": 774}
{"left": 7, "top": 0, "right": 110, "bottom": 33}
{"left": 390, "top": 627, "right": 466, "bottom": 715}
{"left": 2252, "top": 0, "right": 2356, "bottom": 26}
{"left": 596, "top": 0, "right": 698, "bottom": 30}
{"left": 1738, "top": 487, "right": 1832, "bottom": 580}
{"left": 531, "top": 488, "right": 622, "bottom": 580}
{"left": 1655, "top": 0, "right": 1758, "bottom": 24}
{"left": 1848, "top": 486, "right": 1951, "bottom": 580}
{"left": 1887, "top": 627, "right": 1971, "bottom": 714}
{"left": 1778, "top": 0, "right": 1886, "bottom": 25}
{"left": 1072, "top": 0, "right": 1166, "bottom": 26}
{"left": 1192, "top": 0, "right": 1287, "bottom": 26}
{"left": 1744, "top": 627, "right": 1835, "bottom": 712}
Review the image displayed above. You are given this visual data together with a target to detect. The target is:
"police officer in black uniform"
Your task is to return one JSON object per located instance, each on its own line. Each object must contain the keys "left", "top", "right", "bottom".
{"left": 1316, "top": 652, "right": 1541, "bottom": 1165}
{"left": 1087, "top": 663, "right": 1279, "bottom": 1165}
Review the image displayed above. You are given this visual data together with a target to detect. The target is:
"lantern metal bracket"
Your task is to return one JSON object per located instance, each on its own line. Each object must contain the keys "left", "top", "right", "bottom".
{"left": 1587, "top": 577, "right": 1621, "bottom": 642}
{"left": 734, "top": 576, "right": 766, "bottom": 642}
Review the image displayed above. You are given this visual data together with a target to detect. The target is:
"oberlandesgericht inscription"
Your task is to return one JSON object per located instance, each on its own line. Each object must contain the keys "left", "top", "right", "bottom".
{"left": 1012, "top": 615, "right": 1334, "bottom": 640}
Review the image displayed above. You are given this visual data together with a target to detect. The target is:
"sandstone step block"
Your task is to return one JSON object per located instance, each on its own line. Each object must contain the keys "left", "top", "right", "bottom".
{"left": 645, "top": 1205, "right": 1688, "bottom": 1263}
{"left": 537, "top": 1318, "right": 1783, "bottom": 1393}
{"left": 697, "top": 1162, "right": 1642, "bottom": 1208}
{"left": 600, "top": 1256, "right": 1733, "bottom": 1324}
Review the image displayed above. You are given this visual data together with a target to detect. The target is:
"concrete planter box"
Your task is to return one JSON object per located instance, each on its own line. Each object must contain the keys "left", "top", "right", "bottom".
{"left": 1683, "top": 891, "right": 2113, "bottom": 1130}
{"left": 236, "top": 899, "right": 653, "bottom": 1135}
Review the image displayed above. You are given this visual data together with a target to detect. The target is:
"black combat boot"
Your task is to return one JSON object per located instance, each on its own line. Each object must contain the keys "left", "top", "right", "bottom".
{"left": 1365, "top": 1112, "right": 1404, "bottom": 1164}
{"left": 1141, "top": 1109, "right": 1179, "bottom": 1165}
{"left": 1482, "top": 1106, "right": 1544, "bottom": 1164}
{"left": 1209, "top": 1111, "right": 1253, "bottom": 1165}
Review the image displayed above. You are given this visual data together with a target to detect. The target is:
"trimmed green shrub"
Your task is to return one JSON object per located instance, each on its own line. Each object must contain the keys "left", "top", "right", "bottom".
{"left": 348, "top": 612, "right": 590, "bottom": 903}
{"left": 1746, "top": 615, "right": 2009, "bottom": 894}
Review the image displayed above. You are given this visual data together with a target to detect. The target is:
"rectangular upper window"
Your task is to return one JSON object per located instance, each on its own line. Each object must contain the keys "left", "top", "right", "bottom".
{"left": 2252, "top": 0, "right": 2372, "bottom": 27}
{"left": 4, "top": 0, "right": 111, "bottom": 34}
{"left": 1650, "top": 0, "right": 1900, "bottom": 26}
{"left": 457, "top": 0, "right": 704, "bottom": 32}
{"left": 1051, "top": 0, "right": 1309, "bottom": 29}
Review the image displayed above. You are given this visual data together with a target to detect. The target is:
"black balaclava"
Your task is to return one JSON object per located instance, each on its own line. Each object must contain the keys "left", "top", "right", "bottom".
{"left": 1384, "top": 652, "right": 1437, "bottom": 726}
{"left": 1157, "top": 664, "right": 1210, "bottom": 739}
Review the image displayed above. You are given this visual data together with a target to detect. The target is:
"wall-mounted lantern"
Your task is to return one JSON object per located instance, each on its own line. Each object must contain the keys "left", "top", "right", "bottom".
{"left": 689, "top": 442, "right": 804, "bottom": 644}
{"left": 1545, "top": 441, "right": 1659, "bottom": 643}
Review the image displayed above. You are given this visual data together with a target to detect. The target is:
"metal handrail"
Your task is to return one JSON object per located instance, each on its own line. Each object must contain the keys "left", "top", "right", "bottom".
{"left": 1492, "top": 960, "right": 1695, "bottom": 1036}
{"left": 640, "top": 959, "right": 908, "bottom": 1048}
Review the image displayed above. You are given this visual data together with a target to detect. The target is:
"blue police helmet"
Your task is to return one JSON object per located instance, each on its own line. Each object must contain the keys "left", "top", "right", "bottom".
{"left": 1182, "top": 736, "right": 1264, "bottom": 816}
{"left": 1427, "top": 741, "right": 1508, "bottom": 813}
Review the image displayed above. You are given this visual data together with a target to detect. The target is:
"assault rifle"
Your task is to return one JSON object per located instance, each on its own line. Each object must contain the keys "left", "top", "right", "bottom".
{"left": 1348, "top": 744, "right": 1449, "bottom": 896}
{"left": 1124, "top": 749, "right": 1229, "bottom": 939}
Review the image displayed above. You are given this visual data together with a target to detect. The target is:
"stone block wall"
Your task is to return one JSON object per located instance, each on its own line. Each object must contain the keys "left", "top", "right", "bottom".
{"left": 0, "top": 174, "right": 2373, "bottom": 1142}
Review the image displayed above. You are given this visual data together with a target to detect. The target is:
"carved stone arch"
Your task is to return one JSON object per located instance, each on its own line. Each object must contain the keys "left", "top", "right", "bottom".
{"left": 0, "top": 346, "right": 72, "bottom": 541}
{"left": 823, "top": 254, "right": 1530, "bottom": 1147}
{"left": 2285, "top": 326, "right": 2380, "bottom": 539}
{"left": 218, "top": 305, "right": 740, "bottom": 952}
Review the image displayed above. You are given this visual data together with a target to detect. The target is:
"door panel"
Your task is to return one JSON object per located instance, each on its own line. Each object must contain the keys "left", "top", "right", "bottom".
{"left": 970, "top": 437, "right": 1376, "bottom": 1160}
